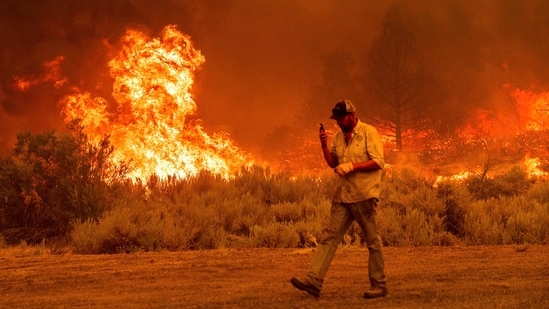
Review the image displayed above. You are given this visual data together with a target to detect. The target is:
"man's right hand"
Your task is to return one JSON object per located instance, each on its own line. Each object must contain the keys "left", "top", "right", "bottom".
{"left": 320, "top": 131, "right": 328, "bottom": 147}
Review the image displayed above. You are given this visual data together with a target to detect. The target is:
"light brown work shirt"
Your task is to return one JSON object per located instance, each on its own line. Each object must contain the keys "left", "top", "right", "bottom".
{"left": 330, "top": 120, "right": 385, "bottom": 203}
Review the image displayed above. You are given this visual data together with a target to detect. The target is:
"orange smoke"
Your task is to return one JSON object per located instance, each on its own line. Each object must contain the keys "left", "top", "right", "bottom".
{"left": 13, "top": 56, "right": 68, "bottom": 91}
{"left": 61, "top": 25, "right": 251, "bottom": 180}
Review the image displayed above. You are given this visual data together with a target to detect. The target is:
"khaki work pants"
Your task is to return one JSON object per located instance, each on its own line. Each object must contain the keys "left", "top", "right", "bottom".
{"left": 306, "top": 198, "right": 386, "bottom": 290}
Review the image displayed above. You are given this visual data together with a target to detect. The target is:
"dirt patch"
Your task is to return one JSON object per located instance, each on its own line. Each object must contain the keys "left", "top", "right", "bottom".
{"left": 0, "top": 245, "right": 548, "bottom": 308}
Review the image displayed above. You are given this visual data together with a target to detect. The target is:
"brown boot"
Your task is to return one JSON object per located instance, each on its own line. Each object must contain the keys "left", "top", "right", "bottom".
{"left": 363, "top": 286, "right": 388, "bottom": 299}
{"left": 290, "top": 277, "right": 320, "bottom": 297}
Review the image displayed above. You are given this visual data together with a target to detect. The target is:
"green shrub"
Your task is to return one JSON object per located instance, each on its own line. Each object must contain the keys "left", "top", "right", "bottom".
{"left": 534, "top": 202, "right": 549, "bottom": 244}
{"left": 527, "top": 181, "right": 549, "bottom": 204}
{"left": 250, "top": 222, "right": 300, "bottom": 248}
{"left": 69, "top": 172, "right": 334, "bottom": 253}
{"left": 430, "top": 231, "right": 460, "bottom": 246}
{"left": 382, "top": 167, "right": 434, "bottom": 196}
{"left": 501, "top": 196, "right": 549, "bottom": 244}
{"left": 270, "top": 202, "right": 305, "bottom": 223}
{"left": 436, "top": 180, "right": 469, "bottom": 237}
{"left": 59, "top": 164, "right": 549, "bottom": 252}
{"left": 403, "top": 209, "right": 432, "bottom": 246}
{"left": 292, "top": 220, "right": 321, "bottom": 248}
{"left": 377, "top": 206, "right": 407, "bottom": 246}
{"left": 71, "top": 219, "right": 105, "bottom": 254}
{"left": 463, "top": 199, "right": 505, "bottom": 245}
{"left": 402, "top": 185, "right": 445, "bottom": 217}
{"left": 465, "top": 165, "right": 531, "bottom": 200}
{"left": 291, "top": 199, "right": 330, "bottom": 247}
{"left": 0, "top": 125, "right": 125, "bottom": 244}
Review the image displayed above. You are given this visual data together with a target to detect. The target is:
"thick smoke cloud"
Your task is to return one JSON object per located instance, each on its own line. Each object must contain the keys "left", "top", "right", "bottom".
{"left": 1, "top": 0, "right": 548, "bottom": 153}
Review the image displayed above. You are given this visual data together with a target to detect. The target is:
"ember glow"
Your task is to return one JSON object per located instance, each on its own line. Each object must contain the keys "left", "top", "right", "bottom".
{"left": 61, "top": 25, "right": 251, "bottom": 180}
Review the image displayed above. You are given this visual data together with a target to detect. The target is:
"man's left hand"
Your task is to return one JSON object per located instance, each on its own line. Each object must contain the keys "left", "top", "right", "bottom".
{"left": 334, "top": 162, "right": 354, "bottom": 176}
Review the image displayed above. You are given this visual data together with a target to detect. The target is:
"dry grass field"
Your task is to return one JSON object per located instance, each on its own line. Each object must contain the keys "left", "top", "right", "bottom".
{"left": 1, "top": 245, "right": 548, "bottom": 308}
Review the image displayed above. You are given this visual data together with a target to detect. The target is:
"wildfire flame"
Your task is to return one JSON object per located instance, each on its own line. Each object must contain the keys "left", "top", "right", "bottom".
{"left": 524, "top": 156, "right": 548, "bottom": 179}
{"left": 434, "top": 171, "right": 473, "bottom": 185}
{"left": 511, "top": 88, "right": 549, "bottom": 132}
{"left": 61, "top": 25, "right": 251, "bottom": 180}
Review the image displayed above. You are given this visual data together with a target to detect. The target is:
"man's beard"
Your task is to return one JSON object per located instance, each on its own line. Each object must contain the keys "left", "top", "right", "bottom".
{"left": 339, "top": 123, "right": 353, "bottom": 132}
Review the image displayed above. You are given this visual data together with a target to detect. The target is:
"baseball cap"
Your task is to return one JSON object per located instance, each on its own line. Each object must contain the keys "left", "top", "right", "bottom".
{"left": 329, "top": 100, "right": 356, "bottom": 119}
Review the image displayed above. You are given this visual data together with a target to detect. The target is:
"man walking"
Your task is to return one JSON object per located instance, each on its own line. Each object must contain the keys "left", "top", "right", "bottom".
{"left": 290, "top": 99, "right": 388, "bottom": 299}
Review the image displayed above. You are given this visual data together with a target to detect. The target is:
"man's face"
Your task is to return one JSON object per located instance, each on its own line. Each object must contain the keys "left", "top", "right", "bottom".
{"left": 335, "top": 113, "right": 355, "bottom": 132}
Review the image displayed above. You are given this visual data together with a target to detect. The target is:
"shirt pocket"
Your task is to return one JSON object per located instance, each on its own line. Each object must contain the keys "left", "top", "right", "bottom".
{"left": 349, "top": 134, "right": 367, "bottom": 161}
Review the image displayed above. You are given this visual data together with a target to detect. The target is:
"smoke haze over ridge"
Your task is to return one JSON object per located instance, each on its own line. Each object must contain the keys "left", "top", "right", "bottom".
{"left": 1, "top": 0, "right": 549, "bottom": 153}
